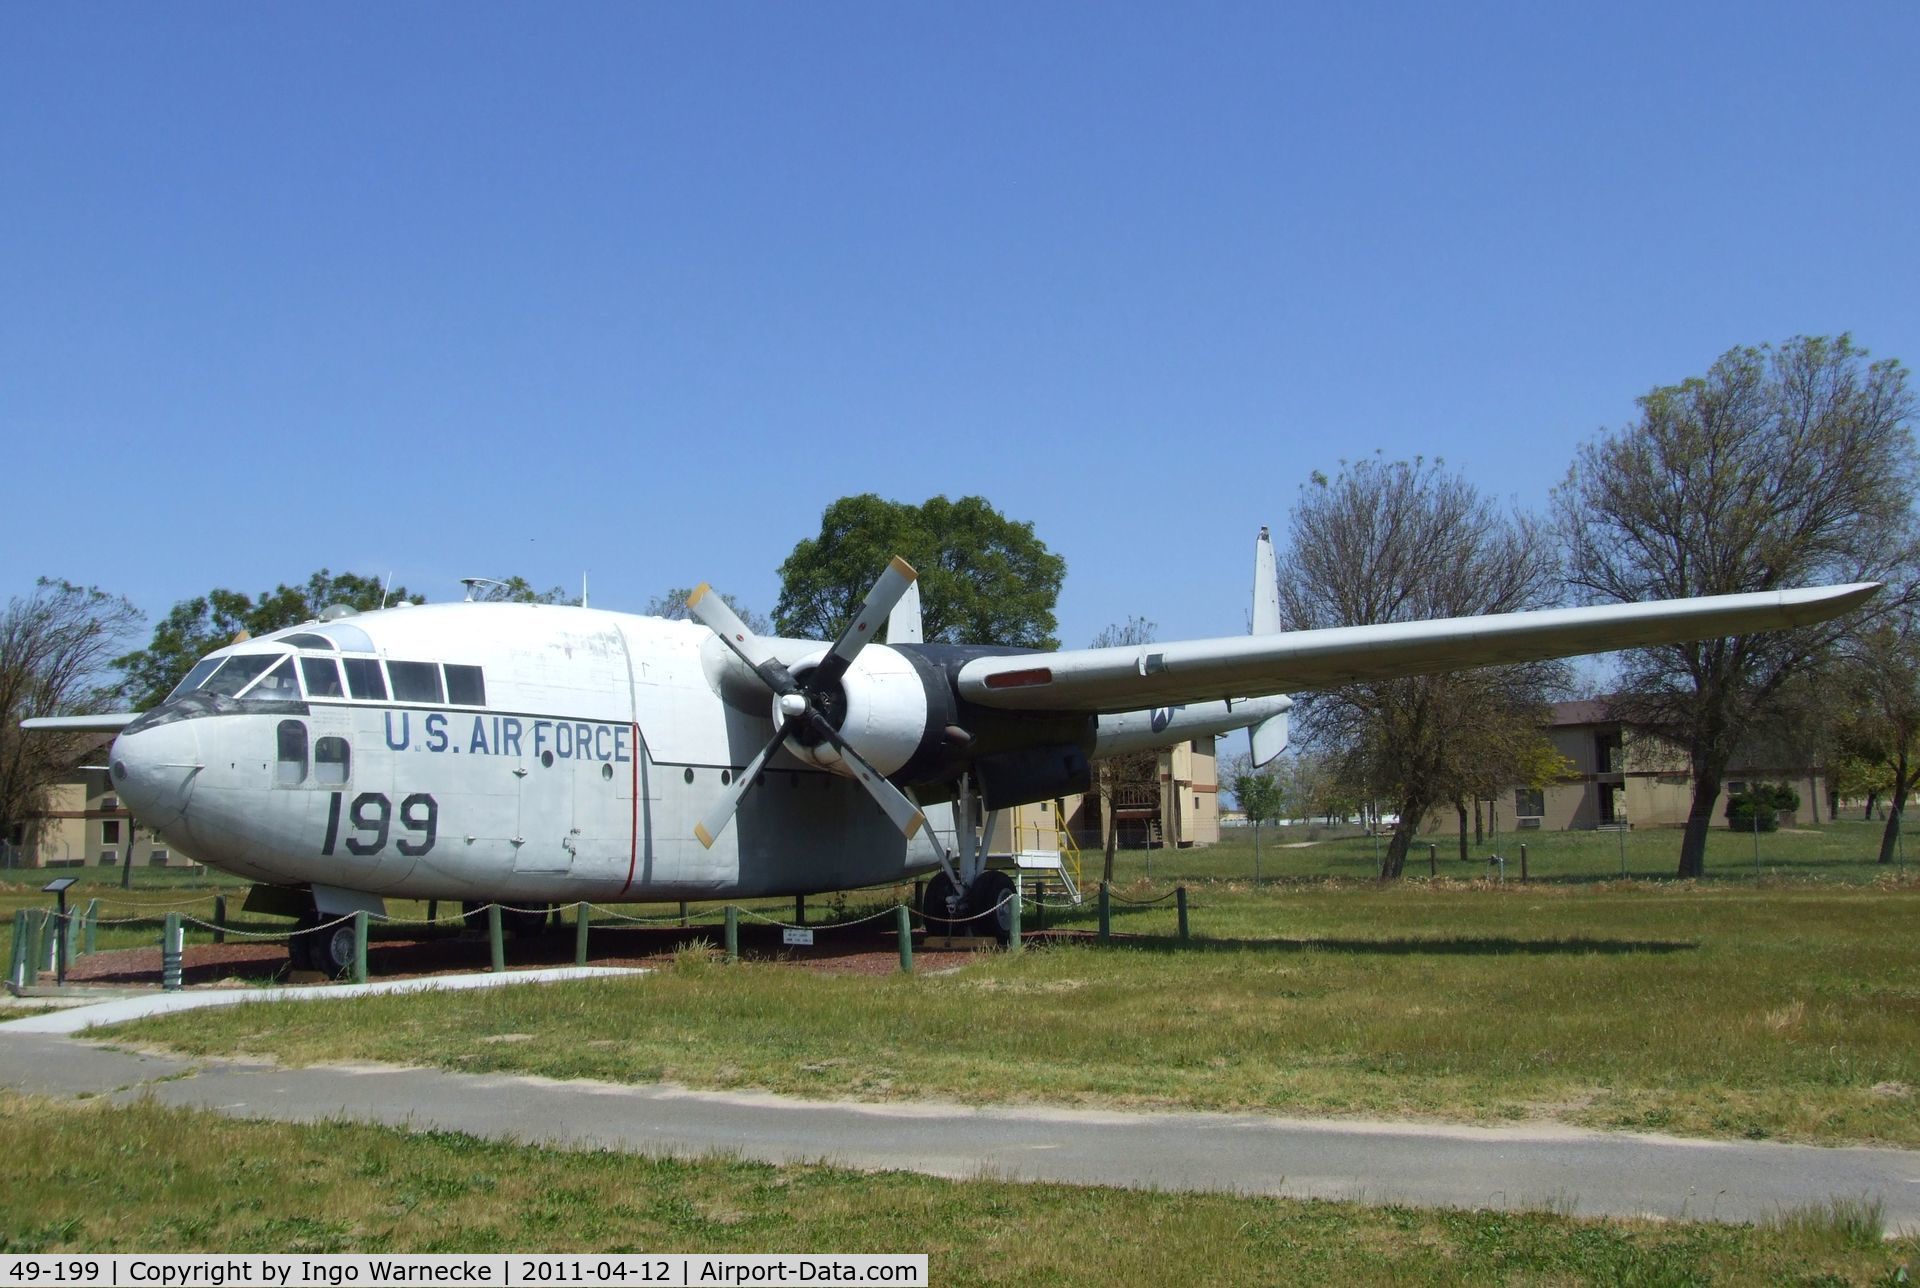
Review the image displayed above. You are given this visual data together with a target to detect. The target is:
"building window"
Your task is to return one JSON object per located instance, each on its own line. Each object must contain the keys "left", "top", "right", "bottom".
{"left": 277, "top": 720, "right": 309, "bottom": 786}
{"left": 101, "top": 820, "right": 120, "bottom": 845}
{"left": 150, "top": 848, "right": 169, "bottom": 864}
{"left": 101, "top": 795, "right": 117, "bottom": 811}
{"left": 98, "top": 850, "right": 116, "bottom": 866}
{"left": 1515, "top": 788, "right": 1544, "bottom": 818}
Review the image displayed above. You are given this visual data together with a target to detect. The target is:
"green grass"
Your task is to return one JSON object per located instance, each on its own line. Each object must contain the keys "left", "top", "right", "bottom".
{"left": 114, "top": 880, "right": 1920, "bottom": 1148}
{"left": 3, "top": 1094, "right": 1911, "bottom": 1283}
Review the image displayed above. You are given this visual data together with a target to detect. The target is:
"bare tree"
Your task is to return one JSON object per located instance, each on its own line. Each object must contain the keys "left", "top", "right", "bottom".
{"left": 1087, "top": 617, "right": 1160, "bottom": 883}
{"left": 1, "top": 580, "right": 142, "bottom": 855}
{"left": 1278, "top": 457, "right": 1567, "bottom": 878}
{"left": 646, "top": 587, "right": 771, "bottom": 635}
{"left": 1557, "top": 336, "right": 1920, "bottom": 877}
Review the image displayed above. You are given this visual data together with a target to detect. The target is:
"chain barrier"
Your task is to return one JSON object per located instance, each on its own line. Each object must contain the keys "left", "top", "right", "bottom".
{"left": 734, "top": 903, "right": 906, "bottom": 932}
{"left": 94, "top": 893, "right": 225, "bottom": 910}
{"left": 585, "top": 906, "right": 712, "bottom": 926}
{"left": 1107, "top": 887, "right": 1181, "bottom": 905}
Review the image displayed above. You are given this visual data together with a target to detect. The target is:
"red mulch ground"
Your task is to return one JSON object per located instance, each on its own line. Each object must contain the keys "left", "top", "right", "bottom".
{"left": 59, "top": 921, "right": 1096, "bottom": 990}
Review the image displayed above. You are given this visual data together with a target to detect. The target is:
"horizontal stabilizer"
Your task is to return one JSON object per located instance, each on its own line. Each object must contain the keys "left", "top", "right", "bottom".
{"left": 20, "top": 713, "right": 138, "bottom": 733}
{"left": 957, "top": 583, "right": 1880, "bottom": 714}
{"left": 1250, "top": 711, "right": 1289, "bottom": 766}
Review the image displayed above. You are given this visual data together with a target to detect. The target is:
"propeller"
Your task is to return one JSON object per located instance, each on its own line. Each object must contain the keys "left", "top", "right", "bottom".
{"left": 688, "top": 558, "right": 926, "bottom": 848}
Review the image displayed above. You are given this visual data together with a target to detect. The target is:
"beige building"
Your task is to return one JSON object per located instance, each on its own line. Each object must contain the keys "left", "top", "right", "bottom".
{"left": 1446, "top": 699, "right": 1826, "bottom": 834}
{"left": 1063, "top": 737, "right": 1222, "bottom": 849}
{"left": 5, "top": 739, "right": 198, "bottom": 870}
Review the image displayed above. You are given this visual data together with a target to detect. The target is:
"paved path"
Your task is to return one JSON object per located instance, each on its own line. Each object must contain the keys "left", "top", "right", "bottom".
{"left": 2, "top": 1030, "right": 1915, "bottom": 1235}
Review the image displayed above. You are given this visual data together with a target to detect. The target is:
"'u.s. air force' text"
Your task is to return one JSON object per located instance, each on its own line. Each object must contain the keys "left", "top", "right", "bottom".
{"left": 383, "top": 713, "right": 632, "bottom": 762}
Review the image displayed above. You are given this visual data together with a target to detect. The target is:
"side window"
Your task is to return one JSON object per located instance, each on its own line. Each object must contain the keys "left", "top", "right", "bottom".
{"left": 444, "top": 664, "right": 486, "bottom": 707}
{"left": 389, "top": 661, "right": 444, "bottom": 704}
{"left": 315, "top": 736, "right": 351, "bottom": 786}
{"left": 276, "top": 720, "right": 309, "bottom": 786}
{"left": 301, "top": 656, "right": 345, "bottom": 698}
{"left": 343, "top": 658, "right": 388, "bottom": 700}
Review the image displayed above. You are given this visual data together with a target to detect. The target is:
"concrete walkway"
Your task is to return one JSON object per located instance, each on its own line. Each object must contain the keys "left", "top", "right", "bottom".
{"left": 2, "top": 1027, "right": 1915, "bottom": 1235}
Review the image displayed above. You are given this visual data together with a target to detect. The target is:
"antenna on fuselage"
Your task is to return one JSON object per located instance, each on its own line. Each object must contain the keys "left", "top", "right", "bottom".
{"left": 380, "top": 572, "right": 394, "bottom": 609}
{"left": 582, "top": 572, "right": 589, "bottom": 608}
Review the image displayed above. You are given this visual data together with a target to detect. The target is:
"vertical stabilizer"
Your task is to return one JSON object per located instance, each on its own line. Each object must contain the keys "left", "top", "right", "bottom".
{"left": 1249, "top": 525, "right": 1289, "bottom": 765}
{"left": 888, "top": 580, "right": 924, "bottom": 644}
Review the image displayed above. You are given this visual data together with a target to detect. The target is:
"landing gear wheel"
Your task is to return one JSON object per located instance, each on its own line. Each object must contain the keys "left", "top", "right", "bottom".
{"left": 502, "top": 905, "right": 551, "bottom": 938}
{"left": 920, "top": 872, "right": 965, "bottom": 937}
{"left": 968, "top": 870, "right": 1017, "bottom": 946}
{"left": 291, "top": 916, "right": 356, "bottom": 976}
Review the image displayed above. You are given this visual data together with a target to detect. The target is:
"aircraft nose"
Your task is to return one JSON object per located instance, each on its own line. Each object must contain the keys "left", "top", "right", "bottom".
{"left": 110, "top": 719, "right": 202, "bottom": 830}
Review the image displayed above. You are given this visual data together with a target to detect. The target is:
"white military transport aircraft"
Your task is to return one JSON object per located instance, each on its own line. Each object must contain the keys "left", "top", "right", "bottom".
{"left": 25, "top": 530, "right": 1876, "bottom": 973}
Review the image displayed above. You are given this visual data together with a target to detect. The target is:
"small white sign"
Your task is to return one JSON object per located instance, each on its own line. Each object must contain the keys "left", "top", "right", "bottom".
{"left": 782, "top": 927, "right": 815, "bottom": 946}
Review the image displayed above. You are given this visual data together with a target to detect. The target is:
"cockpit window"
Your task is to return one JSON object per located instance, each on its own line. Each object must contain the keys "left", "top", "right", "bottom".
{"left": 389, "top": 661, "right": 444, "bottom": 704}
{"left": 301, "top": 656, "right": 345, "bottom": 698}
{"left": 241, "top": 657, "right": 303, "bottom": 702}
{"left": 444, "top": 664, "right": 486, "bottom": 707}
{"left": 281, "top": 632, "right": 335, "bottom": 650}
{"left": 343, "top": 657, "right": 387, "bottom": 700}
{"left": 167, "top": 657, "right": 224, "bottom": 701}
{"left": 200, "top": 655, "right": 276, "bottom": 698}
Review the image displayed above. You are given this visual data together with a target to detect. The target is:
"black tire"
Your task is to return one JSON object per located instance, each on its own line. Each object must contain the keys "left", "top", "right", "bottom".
{"left": 920, "top": 872, "right": 965, "bottom": 936}
{"left": 968, "top": 870, "right": 1017, "bottom": 946}
{"left": 291, "top": 916, "right": 356, "bottom": 976}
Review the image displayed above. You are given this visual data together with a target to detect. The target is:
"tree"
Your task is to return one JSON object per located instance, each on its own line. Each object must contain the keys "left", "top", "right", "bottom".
{"left": 1832, "top": 613, "right": 1920, "bottom": 863}
{"left": 646, "top": 587, "right": 770, "bottom": 635}
{"left": 1278, "top": 457, "right": 1567, "bottom": 878}
{"left": 1085, "top": 616, "right": 1160, "bottom": 884}
{"left": 468, "top": 576, "right": 575, "bottom": 605}
{"left": 1228, "top": 753, "right": 1286, "bottom": 882}
{"left": 116, "top": 570, "right": 421, "bottom": 709}
{"left": 1, "top": 580, "right": 142, "bottom": 854}
{"left": 775, "top": 495, "right": 1065, "bottom": 647}
{"left": 1557, "top": 336, "right": 1920, "bottom": 877}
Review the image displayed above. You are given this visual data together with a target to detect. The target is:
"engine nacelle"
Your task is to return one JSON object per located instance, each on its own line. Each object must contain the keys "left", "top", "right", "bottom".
{"left": 781, "top": 645, "right": 934, "bottom": 777}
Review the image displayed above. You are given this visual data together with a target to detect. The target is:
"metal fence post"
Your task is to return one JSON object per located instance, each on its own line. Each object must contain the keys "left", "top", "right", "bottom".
{"left": 724, "top": 905, "right": 739, "bottom": 963}
{"left": 427, "top": 898, "right": 439, "bottom": 924}
{"left": 1519, "top": 843, "right": 1528, "bottom": 883}
{"left": 1428, "top": 843, "right": 1437, "bottom": 877}
{"left": 162, "top": 912, "right": 183, "bottom": 990}
{"left": 487, "top": 904, "right": 504, "bottom": 972}
{"left": 351, "top": 910, "right": 368, "bottom": 984}
{"left": 575, "top": 902, "right": 590, "bottom": 966}
{"left": 896, "top": 903, "right": 912, "bottom": 973}
{"left": 1097, "top": 883, "right": 1110, "bottom": 943}
{"left": 1008, "top": 875, "right": 1022, "bottom": 952}
{"left": 1176, "top": 886, "right": 1189, "bottom": 940}
{"left": 213, "top": 895, "right": 227, "bottom": 945}
{"left": 8, "top": 910, "right": 27, "bottom": 987}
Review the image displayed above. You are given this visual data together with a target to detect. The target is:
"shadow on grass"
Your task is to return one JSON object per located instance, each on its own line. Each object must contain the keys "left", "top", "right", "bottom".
{"left": 1086, "top": 933, "right": 1699, "bottom": 957}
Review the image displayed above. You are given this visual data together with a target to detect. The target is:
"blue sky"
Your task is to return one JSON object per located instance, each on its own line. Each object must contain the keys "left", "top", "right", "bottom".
{"left": 4, "top": 3, "right": 1915, "bottom": 651}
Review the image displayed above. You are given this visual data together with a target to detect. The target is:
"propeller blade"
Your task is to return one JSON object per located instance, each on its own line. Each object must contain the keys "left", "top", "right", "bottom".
{"left": 693, "top": 722, "right": 795, "bottom": 849}
{"left": 807, "top": 712, "right": 927, "bottom": 840}
{"left": 811, "top": 555, "right": 918, "bottom": 692}
{"left": 687, "top": 583, "right": 800, "bottom": 696}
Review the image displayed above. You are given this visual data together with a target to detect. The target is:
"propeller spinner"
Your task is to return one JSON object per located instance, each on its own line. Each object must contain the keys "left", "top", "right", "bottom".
{"left": 687, "top": 558, "right": 927, "bottom": 848}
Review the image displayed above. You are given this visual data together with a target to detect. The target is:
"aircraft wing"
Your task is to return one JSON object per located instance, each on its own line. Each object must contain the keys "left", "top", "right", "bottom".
{"left": 956, "top": 583, "right": 1879, "bottom": 714}
{"left": 20, "top": 713, "right": 139, "bottom": 732}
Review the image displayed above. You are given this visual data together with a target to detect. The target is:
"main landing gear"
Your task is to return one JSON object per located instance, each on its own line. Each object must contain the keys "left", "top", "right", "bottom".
{"left": 290, "top": 910, "right": 357, "bottom": 977}
{"left": 917, "top": 776, "right": 1018, "bottom": 945}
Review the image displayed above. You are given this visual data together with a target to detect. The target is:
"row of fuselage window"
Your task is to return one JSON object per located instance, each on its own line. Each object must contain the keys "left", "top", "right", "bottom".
{"left": 175, "top": 651, "right": 487, "bottom": 709}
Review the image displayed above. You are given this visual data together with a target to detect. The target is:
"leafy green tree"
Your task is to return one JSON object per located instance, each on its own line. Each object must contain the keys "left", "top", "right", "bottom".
{"left": 1, "top": 579, "right": 142, "bottom": 850}
{"left": 115, "top": 570, "right": 420, "bottom": 709}
{"left": 1557, "top": 336, "right": 1920, "bottom": 877}
{"left": 775, "top": 495, "right": 1065, "bottom": 647}
{"left": 1832, "top": 613, "right": 1920, "bottom": 862}
{"left": 1228, "top": 754, "right": 1286, "bottom": 882}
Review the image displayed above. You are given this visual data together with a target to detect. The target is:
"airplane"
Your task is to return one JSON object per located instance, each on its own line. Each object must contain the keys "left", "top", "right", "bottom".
{"left": 23, "top": 529, "right": 1877, "bottom": 975}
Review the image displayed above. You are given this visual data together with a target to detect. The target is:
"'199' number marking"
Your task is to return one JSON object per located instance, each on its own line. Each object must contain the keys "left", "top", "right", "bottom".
{"left": 322, "top": 791, "right": 436, "bottom": 857}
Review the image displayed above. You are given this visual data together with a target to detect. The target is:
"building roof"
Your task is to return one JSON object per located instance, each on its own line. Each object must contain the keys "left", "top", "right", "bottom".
{"left": 1547, "top": 699, "right": 1616, "bottom": 728}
